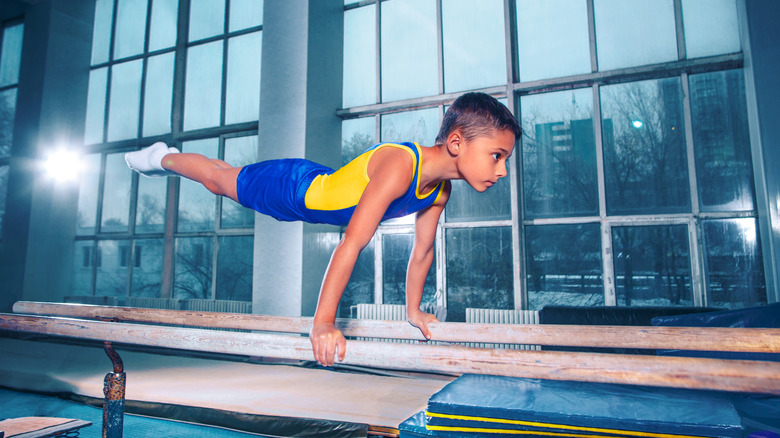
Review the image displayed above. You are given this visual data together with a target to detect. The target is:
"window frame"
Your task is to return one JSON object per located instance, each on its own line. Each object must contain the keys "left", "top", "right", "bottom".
{"left": 338, "top": 0, "right": 763, "bottom": 316}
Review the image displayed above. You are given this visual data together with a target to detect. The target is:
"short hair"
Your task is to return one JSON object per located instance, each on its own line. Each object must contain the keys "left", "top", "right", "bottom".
{"left": 434, "top": 92, "right": 523, "bottom": 145}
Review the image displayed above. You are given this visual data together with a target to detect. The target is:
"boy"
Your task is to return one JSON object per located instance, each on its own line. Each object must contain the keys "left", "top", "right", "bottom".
{"left": 126, "top": 92, "right": 522, "bottom": 367}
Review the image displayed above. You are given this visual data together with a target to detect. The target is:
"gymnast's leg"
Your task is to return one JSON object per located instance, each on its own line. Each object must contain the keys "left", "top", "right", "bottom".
{"left": 125, "top": 142, "right": 242, "bottom": 203}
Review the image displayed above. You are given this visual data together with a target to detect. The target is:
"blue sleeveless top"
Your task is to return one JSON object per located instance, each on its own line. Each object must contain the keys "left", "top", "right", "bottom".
{"left": 235, "top": 142, "right": 446, "bottom": 226}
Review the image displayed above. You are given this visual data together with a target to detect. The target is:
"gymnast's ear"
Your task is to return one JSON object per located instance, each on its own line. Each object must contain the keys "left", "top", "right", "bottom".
{"left": 446, "top": 130, "right": 463, "bottom": 156}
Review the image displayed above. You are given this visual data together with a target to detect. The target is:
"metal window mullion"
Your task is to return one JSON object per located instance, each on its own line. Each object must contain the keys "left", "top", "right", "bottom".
{"left": 504, "top": 0, "right": 518, "bottom": 84}
{"left": 215, "top": 136, "right": 225, "bottom": 230}
{"left": 375, "top": 0, "right": 382, "bottom": 104}
{"left": 126, "top": 239, "right": 136, "bottom": 298}
{"left": 510, "top": 124, "right": 525, "bottom": 310}
{"left": 688, "top": 218, "right": 706, "bottom": 306}
{"left": 374, "top": 232, "right": 383, "bottom": 304}
{"left": 210, "top": 234, "right": 219, "bottom": 300}
{"left": 160, "top": 175, "right": 178, "bottom": 298}
{"left": 220, "top": 36, "right": 229, "bottom": 127}
{"left": 592, "top": 83, "right": 615, "bottom": 306}
{"left": 442, "top": 220, "right": 513, "bottom": 229}
{"left": 674, "top": 0, "right": 687, "bottom": 61}
{"left": 503, "top": 0, "right": 525, "bottom": 309}
{"left": 681, "top": 72, "right": 707, "bottom": 306}
{"left": 436, "top": 215, "right": 445, "bottom": 309}
{"left": 435, "top": 0, "right": 443, "bottom": 95}
{"left": 171, "top": 0, "right": 190, "bottom": 136}
{"left": 586, "top": 0, "right": 598, "bottom": 73}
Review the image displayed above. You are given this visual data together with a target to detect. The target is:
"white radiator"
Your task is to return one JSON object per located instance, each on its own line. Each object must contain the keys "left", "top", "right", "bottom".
{"left": 465, "top": 308, "right": 540, "bottom": 350}
{"left": 352, "top": 303, "right": 413, "bottom": 343}
{"left": 186, "top": 299, "right": 252, "bottom": 314}
{"left": 466, "top": 308, "right": 539, "bottom": 325}
{"left": 352, "top": 303, "right": 406, "bottom": 320}
{"left": 126, "top": 297, "right": 181, "bottom": 309}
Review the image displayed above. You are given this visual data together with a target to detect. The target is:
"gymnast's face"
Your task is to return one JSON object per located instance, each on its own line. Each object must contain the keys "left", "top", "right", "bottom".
{"left": 454, "top": 129, "right": 515, "bottom": 193}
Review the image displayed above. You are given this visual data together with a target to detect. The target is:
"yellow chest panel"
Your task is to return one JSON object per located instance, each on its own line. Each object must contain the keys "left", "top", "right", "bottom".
{"left": 304, "top": 143, "right": 418, "bottom": 211}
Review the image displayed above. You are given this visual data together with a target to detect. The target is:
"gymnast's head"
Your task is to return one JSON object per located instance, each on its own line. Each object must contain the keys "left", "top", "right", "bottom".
{"left": 434, "top": 92, "right": 522, "bottom": 146}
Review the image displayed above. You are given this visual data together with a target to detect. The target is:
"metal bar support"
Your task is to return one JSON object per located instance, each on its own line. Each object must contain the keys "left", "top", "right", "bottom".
{"left": 103, "top": 341, "right": 125, "bottom": 438}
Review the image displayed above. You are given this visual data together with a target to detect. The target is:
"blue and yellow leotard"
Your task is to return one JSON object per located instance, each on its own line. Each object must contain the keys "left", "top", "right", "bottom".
{"left": 235, "top": 142, "right": 446, "bottom": 226}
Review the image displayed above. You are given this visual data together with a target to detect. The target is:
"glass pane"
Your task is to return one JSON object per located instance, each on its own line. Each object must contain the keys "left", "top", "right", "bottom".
{"left": 184, "top": 41, "right": 223, "bottom": 131}
{"left": 91, "top": 0, "right": 114, "bottom": 65}
{"left": 230, "top": 0, "right": 263, "bottom": 32}
{"left": 222, "top": 135, "right": 257, "bottom": 228}
{"left": 382, "top": 233, "right": 436, "bottom": 306}
{"left": 143, "top": 52, "right": 174, "bottom": 136}
{"left": 107, "top": 59, "right": 143, "bottom": 141}
{"left": 135, "top": 175, "right": 166, "bottom": 233}
{"left": 114, "top": 0, "right": 149, "bottom": 60}
{"left": 516, "top": 0, "right": 590, "bottom": 82}
{"left": 446, "top": 227, "right": 512, "bottom": 322}
{"left": 130, "top": 238, "right": 163, "bottom": 297}
{"left": 341, "top": 238, "right": 375, "bottom": 318}
{"left": 0, "top": 23, "right": 24, "bottom": 87}
{"left": 71, "top": 241, "right": 96, "bottom": 296}
{"left": 0, "top": 165, "right": 7, "bottom": 237}
{"left": 216, "top": 235, "right": 253, "bottom": 300}
{"left": 682, "top": 0, "right": 740, "bottom": 59}
{"left": 343, "top": 4, "right": 377, "bottom": 107}
{"left": 178, "top": 138, "right": 218, "bottom": 231}
{"left": 442, "top": 0, "right": 505, "bottom": 92}
{"left": 95, "top": 240, "right": 128, "bottom": 297}
{"left": 76, "top": 154, "right": 101, "bottom": 235}
{"left": 380, "top": 108, "right": 439, "bottom": 145}
{"left": 525, "top": 224, "right": 603, "bottom": 310}
{"left": 690, "top": 70, "right": 754, "bottom": 212}
{"left": 612, "top": 225, "right": 692, "bottom": 306}
{"left": 189, "top": 0, "right": 225, "bottom": 41}
{"left": 521, "top": 88, "right": 597, "bottom": 218}
{"left": 149, "top": 0, "right": 178, "bottom": 51}
{"left": 85, "top": 67, "right": 108, "bottom": 145}
{"left": 702, "top": 218, "right": 766, "bottom": 308}
{"left": 101, "top": 153, "right": 133, "bottom": 232}
{"left": 381, "top": 0, "right": 438, "bottom": 102}
{"left": 0, "top": 88, "right": 17, "bottom": 157}
{"left": 174, "top": 236, "right": 213, "bottom": 299}
{"left": 601, "top": 78, "right": 690, "bottom": 215}
{"left": 446, "top": 175, "right": 511, "bottom": 222}
{"left": 226, "top": 31, "right": 262, "bottom": 124}
{"left": 594, "top": 0, "right": 678, "bottom": 71}
{"left": 342, "top": 117, "right": 377, "bottom": 165}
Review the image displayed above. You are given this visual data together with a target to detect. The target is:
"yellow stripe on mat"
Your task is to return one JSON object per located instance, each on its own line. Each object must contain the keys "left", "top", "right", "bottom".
{"left": 424, "top": 411, "right": 710, "bottom": 438}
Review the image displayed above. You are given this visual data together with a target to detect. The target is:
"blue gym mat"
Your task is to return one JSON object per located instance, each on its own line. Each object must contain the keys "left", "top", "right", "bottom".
{"left": 401, "top": 374, "right": 744, "bottom": 438}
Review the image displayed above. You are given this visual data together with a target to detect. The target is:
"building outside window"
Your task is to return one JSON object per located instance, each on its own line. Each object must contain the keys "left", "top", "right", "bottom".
{"left": 340, "top": 0, "right": 764, "bottom": 320}
{"left": 0, "top": 19, "right": 23, "bottom": 242}
{"left": 73, "top": 0, "right": 262, "bottom": 303}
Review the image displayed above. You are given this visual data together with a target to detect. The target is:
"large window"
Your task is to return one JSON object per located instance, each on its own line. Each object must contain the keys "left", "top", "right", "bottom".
{"left": 341, "top": 0, "right": 764, "bottom": 320}
{"left": 0, "top": 19, "right": 23, "bottom": 241}
{"left": 74, "top": 0, "right": 261, "bottom": 302}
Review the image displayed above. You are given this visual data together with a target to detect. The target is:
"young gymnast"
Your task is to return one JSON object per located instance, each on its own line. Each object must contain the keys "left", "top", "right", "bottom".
{"left": 125, "top": 92, "right": 522, "bottom": 367}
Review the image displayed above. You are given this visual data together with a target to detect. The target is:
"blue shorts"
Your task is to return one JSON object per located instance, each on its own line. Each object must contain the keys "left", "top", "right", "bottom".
{"left": 235, "top": 159, "right": 334, "bottom": 223}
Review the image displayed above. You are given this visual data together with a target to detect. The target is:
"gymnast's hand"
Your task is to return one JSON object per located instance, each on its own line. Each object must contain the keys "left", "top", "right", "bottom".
{"left": 407, "top": 309, "right": 439, "bottom": 341}
{"left": 309, "top": 322, "right": 347, "bottom": 367}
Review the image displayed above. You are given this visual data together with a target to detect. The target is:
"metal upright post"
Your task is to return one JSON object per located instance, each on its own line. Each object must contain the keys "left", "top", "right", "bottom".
{"left": 103, "top": 341, "right": 125, "bottom": 438}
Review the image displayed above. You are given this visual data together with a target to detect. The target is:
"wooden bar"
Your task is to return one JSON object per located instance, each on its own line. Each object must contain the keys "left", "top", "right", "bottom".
{"left": 13, "top": 301, "right": 780, "bottom": 353}
{"left": 1, "top": 313, "right": 779, "bottom": 395}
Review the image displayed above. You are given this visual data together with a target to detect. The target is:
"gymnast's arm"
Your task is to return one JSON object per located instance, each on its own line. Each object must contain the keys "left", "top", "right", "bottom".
{"left": 406, "top": 182, "right": 450, "bottom": 340}
{"left": 310, "top": 148, "right": 413, "bottom": 367}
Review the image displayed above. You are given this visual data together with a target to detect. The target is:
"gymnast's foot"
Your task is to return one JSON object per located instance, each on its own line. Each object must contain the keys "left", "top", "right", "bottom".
{"left": 125, "top": 142, "right": 179, "bottom": 177}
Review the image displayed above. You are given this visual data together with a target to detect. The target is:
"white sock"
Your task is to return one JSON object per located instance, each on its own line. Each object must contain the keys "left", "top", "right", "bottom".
{"left": 125, "top": 142, "right": 179, "bottom": 177}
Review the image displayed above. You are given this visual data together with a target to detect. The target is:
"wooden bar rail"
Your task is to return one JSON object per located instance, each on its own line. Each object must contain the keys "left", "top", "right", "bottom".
{"left": 1, "top": 312, "right": 779, "bottom": 395}
{"left": 12, "top": 301, "right": 780, "bottom": 353}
